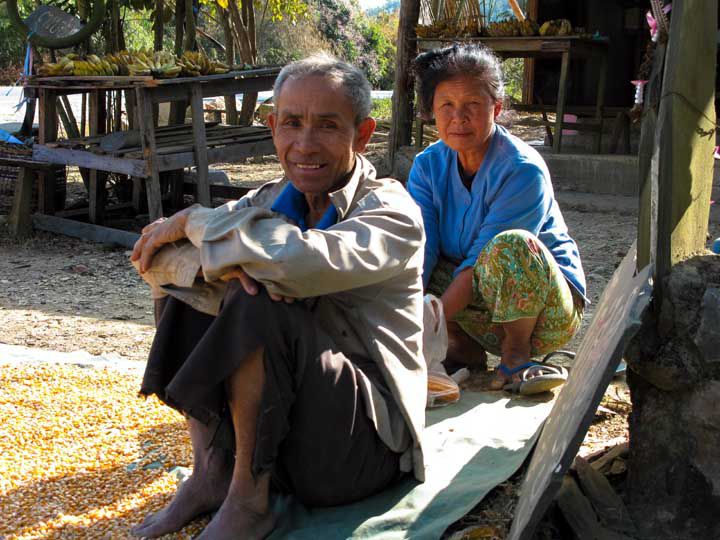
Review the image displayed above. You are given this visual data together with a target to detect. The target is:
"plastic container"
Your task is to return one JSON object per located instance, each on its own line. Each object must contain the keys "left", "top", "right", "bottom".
{"left": 712, "top": 238, "right": 720, "bottom": 255}
{"left": 427, "top": 371, "right": 461, "bottom": 408}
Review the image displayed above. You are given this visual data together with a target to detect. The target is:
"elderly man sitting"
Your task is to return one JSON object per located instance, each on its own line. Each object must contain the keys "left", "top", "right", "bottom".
{"left": 129, "top": 55, "right": 427, "bottom": 539}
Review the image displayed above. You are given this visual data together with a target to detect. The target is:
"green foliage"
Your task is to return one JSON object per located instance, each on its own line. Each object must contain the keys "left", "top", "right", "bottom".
{"left": 371, "top": 97, "right": 392, "bottom": 120}
{"left": 310, "top": 0, "right": 398, "bottom": 89}
{"left": 502, "top": 58, "right": 523, "bottom": 101}
{"left": 0, "top": 4, "right": 27, "bottom": 68}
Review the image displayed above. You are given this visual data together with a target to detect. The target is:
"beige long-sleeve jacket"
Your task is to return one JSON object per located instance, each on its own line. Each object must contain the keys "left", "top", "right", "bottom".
{"left": 139, "top": 155, "right": 427, "bottom": 480}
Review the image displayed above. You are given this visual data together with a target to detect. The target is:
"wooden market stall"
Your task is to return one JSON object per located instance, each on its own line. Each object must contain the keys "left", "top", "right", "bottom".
{"left": 389, "top": 0, "right": 660, "bottom": 163}
{"left": 20, "top": 67, "right": 279, "bottom": 230}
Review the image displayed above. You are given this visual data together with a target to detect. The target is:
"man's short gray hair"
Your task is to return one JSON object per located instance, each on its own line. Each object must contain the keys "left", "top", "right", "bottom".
{"left": 273, "top": 53, "right": 372, "bottom": 125}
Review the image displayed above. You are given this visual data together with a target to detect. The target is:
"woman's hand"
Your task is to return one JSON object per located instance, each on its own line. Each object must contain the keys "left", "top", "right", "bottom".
{"left": 131, "top": 206, "right": 195, "bottom": 273}
{"left": 220, "top": 267, "right": 295, "bottom": 304}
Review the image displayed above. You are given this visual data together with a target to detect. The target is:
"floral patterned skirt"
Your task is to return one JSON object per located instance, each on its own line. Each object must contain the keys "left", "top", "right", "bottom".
{"left": 427, "top": 230, "right": 584, "bottom": 357}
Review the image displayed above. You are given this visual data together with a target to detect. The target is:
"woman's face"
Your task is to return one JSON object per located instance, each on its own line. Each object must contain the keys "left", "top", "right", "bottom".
{"left": 432, "top": 75, "right": 502, "bottom": 154}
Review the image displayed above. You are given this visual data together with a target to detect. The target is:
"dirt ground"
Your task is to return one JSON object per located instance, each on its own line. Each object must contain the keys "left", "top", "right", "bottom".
{"left": 1, "top": 117, "right": 717, "bottom": 538}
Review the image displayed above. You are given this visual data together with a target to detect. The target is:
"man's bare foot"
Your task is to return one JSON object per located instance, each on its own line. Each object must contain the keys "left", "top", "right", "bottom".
{"left": 445, "top": 321, "right": 487, "bottom": 370}
{"left": 131, "top": 452, "right": 232, "bottom": 538}
{"left": 195, "top": 495, "right": 275, "bottom": 540}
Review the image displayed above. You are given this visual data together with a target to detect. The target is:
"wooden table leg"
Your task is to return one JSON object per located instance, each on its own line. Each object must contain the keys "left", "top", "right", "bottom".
{"left": 89, "top": 169, "right": 107, "bottom": 224}
{"left": 593, "top": 52, "right": 608, "bottom": 154}
{"left": 88, "top": 90, "right": 108, "bottom": 224}
{"left": 137, "top": 87, "right": 164, "bottom": 221}
{"left": 190, "top": 83, "right": 211, "bottom": 207}
{"left": 38, "top": 89, "right": 59, "bottom": 215}
{"left": 9, "top": 167, "right": 35, "bottom": 239}
{"left": 553, "top": 51, "right": 570, "bottom": 154}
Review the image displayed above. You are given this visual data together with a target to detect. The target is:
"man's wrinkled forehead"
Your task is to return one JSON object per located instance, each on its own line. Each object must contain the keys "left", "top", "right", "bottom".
{"left": 274, "top": 75, "right": 354, "bottom": 117}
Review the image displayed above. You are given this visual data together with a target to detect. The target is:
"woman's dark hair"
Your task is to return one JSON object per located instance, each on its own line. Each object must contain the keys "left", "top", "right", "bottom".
{"left": 413, "top": 43, "right": 505, "bottom": 120}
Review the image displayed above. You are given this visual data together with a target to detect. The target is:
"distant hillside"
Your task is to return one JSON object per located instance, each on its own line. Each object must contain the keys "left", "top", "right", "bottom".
{"left": 366, "top": 0, "right": 399, "bottom": 16}
{"left": 365, "top": 1, "right": 521, "bottom": 20}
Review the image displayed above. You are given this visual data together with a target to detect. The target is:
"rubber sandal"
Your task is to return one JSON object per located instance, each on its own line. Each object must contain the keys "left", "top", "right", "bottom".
{"left": 499, "top": 361, "right": 568, "bottom": 395}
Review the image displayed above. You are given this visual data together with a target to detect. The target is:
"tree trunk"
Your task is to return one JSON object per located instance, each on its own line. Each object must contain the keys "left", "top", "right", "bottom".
{"left": 227, "top": 0, "right": 258, "bottom": 126}
{"left": 154, "top": 0, "right": 164, "bottom": 51}
{"left": 627, "top": 1, "right": 718, "bottom": 539}
{"left": 220, "top": 7, "right": 238, "bottom": 125}
{"left": 388, "top": 0, "right": 421, "bottom": 174}
{"left": 184, "top": 0, "right": 197, "bottom": 52}
{"left": 169, "top": 0, "right": 187, "bottom": 124}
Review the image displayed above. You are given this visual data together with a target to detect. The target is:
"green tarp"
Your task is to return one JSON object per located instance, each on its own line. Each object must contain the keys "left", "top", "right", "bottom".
{"left": 269, "top": 391, "right": 555, "bottom": 540}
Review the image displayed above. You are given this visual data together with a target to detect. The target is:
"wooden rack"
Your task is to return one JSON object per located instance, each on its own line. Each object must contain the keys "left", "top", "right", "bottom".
{"left": 23, "top": 67, "right": 281, "bottom": 226}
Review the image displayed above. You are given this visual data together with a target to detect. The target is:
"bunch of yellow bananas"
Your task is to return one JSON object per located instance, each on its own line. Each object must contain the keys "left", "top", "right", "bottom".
{"left": 486, "top": 18, "right": 521, "bottom": 37}
{"left": 127, "top": 49, "right": 181, "bottom": 78}
{"left": 539, "top": 19, "right": 573, "bottom": 36}
{"left": 37, "top": 49, "right": 236, "bottom": 79}
{"left": 519, "top": 19, "right": 539, "bottom": 36}
{"left": 178, "top": 51, "right": 230, "bottom": 77}
{"left": 37, "top": 53, "right": 117, "bottom": 77}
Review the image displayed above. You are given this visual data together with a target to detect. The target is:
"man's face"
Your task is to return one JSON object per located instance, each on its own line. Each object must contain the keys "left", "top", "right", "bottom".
{"left": 268, "top": 75, "right": 375, "bottom": 195}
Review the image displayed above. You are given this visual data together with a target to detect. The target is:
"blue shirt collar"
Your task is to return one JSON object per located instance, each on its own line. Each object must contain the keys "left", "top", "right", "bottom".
{"left": 270, "top": 183, "right": 339, "bottom": 232}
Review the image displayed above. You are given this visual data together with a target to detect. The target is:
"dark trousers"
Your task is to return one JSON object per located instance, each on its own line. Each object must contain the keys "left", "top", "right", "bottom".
{"left": 141, "top": 282, "right": 401, "bottom": 506}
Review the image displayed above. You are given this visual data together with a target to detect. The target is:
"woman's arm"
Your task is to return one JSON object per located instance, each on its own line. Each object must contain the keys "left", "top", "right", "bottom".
{"left": 441, "top": 267, "right": 473, "bottom": 321}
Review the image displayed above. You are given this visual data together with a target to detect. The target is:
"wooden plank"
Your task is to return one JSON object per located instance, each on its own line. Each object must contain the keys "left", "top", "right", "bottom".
{"left": 507, "top": 245, "right": 652, "bottom": 540}
{"left": 146, "top": 75, "right": 276, "bottom": 103}
{"left": 555, "top": 476, "right": 632, "bottom": 540}
{"left": 589, "top": 443, "right": 629, "bottom": 475}
{"left": 0, "top": 157, "right": 54, "bottom": 170}
{"left": 388, "top": 0, "right": 421, "bottom": 168}
{"left": 573, "top": 457, "right": 637, "bottom": 535}
{"left": 32, "top": 213, "right": 140, "bottom": 248}
{"left": 136, "top": 87, "right": 164, "bottom": 220}
{"left": 56, "top": 202, "right": 134, "bottom": 218}
{"left": 190, "top": 83, "right": 211, "bottom": 206}
{"left": 512, "top": 104, "right": 627, "bottom": 116}
{"left": 155, "top": 137, "right": 276, "bottom": 171}
{"left": 9, "top": 167, "right": 35, "bottom": 240}
{"left": 32, "top": 145, "right": 148, "bottom": 177}
{"left": 183, "top": 183, "right": 250, "bottom": 199}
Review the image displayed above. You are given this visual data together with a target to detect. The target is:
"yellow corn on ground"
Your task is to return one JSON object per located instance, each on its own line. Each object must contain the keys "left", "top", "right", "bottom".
{"left": 0, "top": 364, "right": 208, "bottom": 538}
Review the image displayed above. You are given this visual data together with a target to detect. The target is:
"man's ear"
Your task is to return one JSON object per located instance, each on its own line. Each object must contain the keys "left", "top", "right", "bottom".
{"left": 353, "top": 117, "right": 376, "bottom": 153}
{"left": 267, "top": 112, "right": 277, "bottom": 137}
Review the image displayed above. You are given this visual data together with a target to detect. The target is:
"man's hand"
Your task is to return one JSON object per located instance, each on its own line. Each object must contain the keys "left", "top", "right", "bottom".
{"left": 220, "top": 267, "right": 295, "bottom": 303}
{"left": 131, "top": 207, "right": 195, "bottom": 273}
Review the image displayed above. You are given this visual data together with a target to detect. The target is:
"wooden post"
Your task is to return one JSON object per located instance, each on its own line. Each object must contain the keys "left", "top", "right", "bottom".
{"left": 552, "top": 51, "right": 570, "bottom": 154}
{"left": 88, "top": 91, "right": 108, "bottom": 224}
{"left": 592, "top": 52, "right": 607, "bottom": 154}
{"left": 136, "top": 88, "right": 164, "bottom": 221}
{"left": 649, "top": 0, "right": 715, "bottom": 282}
{"left": 636, "top": 42, "right": 666, "bottom": 271}
{"left": 38, "top": 89, "right": 58, "bottom": 214}
{"left": 388, "top": 0, "right": 421, "bottom": 172}
{"left": 190, "top": 83, "right": 211, "bottom": 207}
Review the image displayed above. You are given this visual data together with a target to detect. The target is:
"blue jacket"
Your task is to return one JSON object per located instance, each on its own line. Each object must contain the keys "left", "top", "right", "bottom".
{"left": 407, "top": 125, "right": 587, "bottom": 301}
